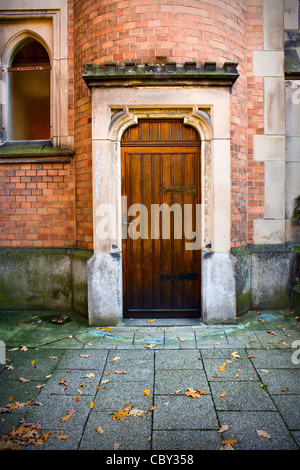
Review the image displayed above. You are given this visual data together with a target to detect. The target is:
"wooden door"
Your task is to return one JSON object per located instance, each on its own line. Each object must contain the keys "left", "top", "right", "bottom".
{"left": 121, "top": 120, "right": 201, "bottom": 318}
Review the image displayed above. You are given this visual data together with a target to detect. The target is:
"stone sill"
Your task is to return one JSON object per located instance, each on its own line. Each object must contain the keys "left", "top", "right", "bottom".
{"left": 0, "top": 141, "right": 74, "bottom": 164}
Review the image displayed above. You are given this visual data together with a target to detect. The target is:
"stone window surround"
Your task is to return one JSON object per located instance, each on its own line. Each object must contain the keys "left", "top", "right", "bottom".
{"left": 0, "top": 1, "right": 72, "bottom": 150}
{"left": 87, "top": 85, "right": 237, "bottom": 325}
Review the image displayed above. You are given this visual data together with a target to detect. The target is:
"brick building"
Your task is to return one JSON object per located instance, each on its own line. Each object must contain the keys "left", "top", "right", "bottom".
{"left": 0, "top": 0, "right": 299, "bottom": 325}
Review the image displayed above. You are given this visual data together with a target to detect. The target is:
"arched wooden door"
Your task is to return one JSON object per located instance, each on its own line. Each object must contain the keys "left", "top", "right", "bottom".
{"left": 121, "top": 120, "right": 201, "bottom": 318}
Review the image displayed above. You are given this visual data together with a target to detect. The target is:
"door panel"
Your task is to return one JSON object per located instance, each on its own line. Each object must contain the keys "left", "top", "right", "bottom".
{"left": 121, "top": 120, "right": 201, "bottom": 318}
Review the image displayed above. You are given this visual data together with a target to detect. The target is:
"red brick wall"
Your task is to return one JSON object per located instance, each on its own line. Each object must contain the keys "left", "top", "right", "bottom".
{"left": 0, "top": 163, "right": 75, "bottom": 247}
{"left": 73, "top": 0, "right": 249, "bottom": 249}
{"left": 245, "top": 0, "right": 264, "bottom": 245}
{"left": 0, "top": 1, "right": 265, "bottom": 250}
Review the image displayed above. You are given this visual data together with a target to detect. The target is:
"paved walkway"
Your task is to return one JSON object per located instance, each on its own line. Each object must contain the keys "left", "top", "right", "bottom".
{"left": 0, "top": 309, "right": 300, "bottom": 452}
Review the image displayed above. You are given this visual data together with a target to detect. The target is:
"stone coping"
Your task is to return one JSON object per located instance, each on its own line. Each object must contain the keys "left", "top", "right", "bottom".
{"left": 83, "top": 61, "right": 239, "bottom": 88}
{"left": 0, "top": 141, "right": 74, "bottom": 164}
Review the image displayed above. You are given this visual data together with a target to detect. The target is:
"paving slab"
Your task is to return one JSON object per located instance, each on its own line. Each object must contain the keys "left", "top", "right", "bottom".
{"left": 155, "top": 350, "right": 203, "bottom": 369}
{"left": 152, "top": 430, "right": 222, "bottom": 450}
{"left": 80, "top": 411, "right": 152, "bottom": 450}
{"left": 154, "top": 369, "right": 209, "bottom": 395}
{"left": 153, "top": 394, "right": 218, "bottom": 430}
{"left": 210, "top": 381, "right": 276, "bottom": 411}
{"left": 217, "top": 410, "right": 298, "bottom": 450}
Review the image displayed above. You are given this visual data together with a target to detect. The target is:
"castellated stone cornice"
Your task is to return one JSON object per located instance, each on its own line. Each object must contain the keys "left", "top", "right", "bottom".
{"left": 83, "top": 61, "right": 239, "bottom": 88}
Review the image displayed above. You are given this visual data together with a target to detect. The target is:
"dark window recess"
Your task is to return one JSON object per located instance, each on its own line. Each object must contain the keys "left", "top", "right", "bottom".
{"left": 8, "top": 39, "right": 50, "bottom": 140}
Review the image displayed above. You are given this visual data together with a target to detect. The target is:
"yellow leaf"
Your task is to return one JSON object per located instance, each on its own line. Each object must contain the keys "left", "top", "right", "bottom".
{"left": 144, "top": 344, "right": 157, "bottom": 349}
{"left": 142, "top": 389, "right": 151, "bottom": 396}
{"left": 90, "top": 401, "right": 95, "bottom": 409}
{"left": 177, "top": 336, "right": 185, "bottom": 342}
{"left": 146, "top": 319, "right": 156, "bottom": 323}
{"left": 73, "top": 397, "right": 81, "bottom": 402}
{"left": 114, "top": 370, "right": 127, "bottom": 374}
{"left": 184, "top": 388, "right": 202, "bottom": 399}
{"left": 197, "top": 389, "right": 207, "bottom": 395}
{"left": 96, "top": 426, "right": 104, "bottom": 434}
{"left": 111, "top": 356, "right": 121, "bottom": 362}
{"left": 220, "top": 392, "right": 226, "bottom": 397}
{"left": 111, "top": 409, "right": 130, "bottom": 421}
{"left": 56, "top": 434, "right": 69, "bottom": 440}
{"left": 221, "top": 439, "right": 237, "bottom": 445}
{"left": 219, "top": 362, "right": 226, "bottom": 372}
{"left": 218, "top": 425, "right": 230, "bottom": 433}
{"left": 256, "top": 430, "right": 272, "bottom": 439}
{"left": 30, "top": 360, "right": 36, "bottom": 366}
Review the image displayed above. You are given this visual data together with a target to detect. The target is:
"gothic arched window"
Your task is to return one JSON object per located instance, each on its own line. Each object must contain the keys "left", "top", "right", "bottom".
{"left": 8, "top": 38, "right": 50, "bottom": 140}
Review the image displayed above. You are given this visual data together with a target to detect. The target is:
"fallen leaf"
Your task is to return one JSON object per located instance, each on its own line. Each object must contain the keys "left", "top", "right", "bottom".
{"left": 30, "top": 360, "right": 36, "bottom": 366}
{"left": 267, "top": 330, "right": 276, "bottom": 336}
{"left": 221, "top": 439, "right": 237, "bottom": 445}
{"left": 149, "top": 405, "right": 157, "bottom": 411}
{"left": 282, "top": 387, "right": 289, "bottom": 392}
{"left": 60, "top": 409, "right": 77, "bottom": 422}
{"left": 96, "top": 426, "right": 104, "bottom": 434}
{"left": 113, "top": 442, "right": 120, "bottom": 450}
{"left": 256, "top": 430, "right": 272, "bottom": 439}
{"left": 80, "top": 354, "right": 92, "bottom": 358}
{"left": 260, "top": 369, "right": 270, "bottom": 374}
{"left": 247, "top": 355, "right": 256, "bottom": 358}
{"left": 114, "top": 370, "right": 127, "bottom": 375}
{"left": 111, "top": 409, "right": 130, "bottom": 421}
{"left": 218, "top": 425, "right": 230, "bottom": 433}
{"left": 175, "top": 389, "right": 183, "bottom": 394}
{"left": 18, "top": 377, "right": 30, "bottom": 383}
{"left": 177, "top": 336, "right": 185, "bottom": 342}
{"left": 111, "top": 356, "right": 121, "bottom": 362}
{"left": 89, "top": 401, "right": 95, "bottom": 409}
{"left": 129, "top": 408, "right": 147, "bottom": 417}
{"left": 146, "top": 319, "right": 156, "bottom": 323}
{"left": 220, "top": 392, "right": 226, "bottom": 397}
{"left": 219, "top": 362, "right": 226, "bottom": 372}
{"left": 144, "top": 344, "right": 156, "bottom": 349}
{"left": 97, "top": 386, "right": 105, "bottom": 390}
{"left": 184, "top": 388, "right": 202, "bottom": 399}
{"left": 59, "top": 379, "right": 68, "bottom": 386}
{"left": 81, "top": 373, "right": 95, "bottom": 378}
{"left": 197, "top": 389, "right": 207, "bottom": 395}
{"left": 49, "top": 356, "right": 58, "bottom": 360}
{"left": 142, "top": 389, "right": 151, "bottom": 396}
{"left": 101, "top": 379, "right": 111, "bottom": 384}
{"left": 56, "top": 434, "right": 69, "bottom": 440}
{"left": 20, "top": 346, "right": 28, "bottom": 352}
{"left": 73, "top": 397, "right": 81, "bottom": 402}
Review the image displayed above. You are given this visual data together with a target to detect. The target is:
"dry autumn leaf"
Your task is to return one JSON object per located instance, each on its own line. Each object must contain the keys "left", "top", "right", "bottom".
{"left": 220, "top": 392, "right": 226, "bottom": 397}
{"left": 96, "top": 426, "right": 104, "bottom": 434}
{"left": 18, "top": 377, "right": 30, "bottom": 383}
{"left": 142, "top": 389, "right": 151, "bottom": 396}
{"left": 111, "top": 356, "right": 121, "bottom": 362}
{"left": 113, "top": 442, "right": 120, "bottom": 450}
{"left": 144, "top": 344, "right": 156, "bottom": 349}
{"left": 177, "top": 336, "right": 185, "bottom": 342}
{"left": 184, "top": 388, "right": 202, "bottom": 399}
{"left": 60, "top": 409, "right": 77, "bottom": 422}
{"left": 90, "top": 401, "right": 95, "bottom": 409}
{"left": 219, "top": 362, "right": 226, "bottom": 372}
{"left": 146, "top": 319, "right": 156, "bottom": 323}
{"left": 56, "top": 434, "right": 69, "bottom": 440}
{"left": 218, "top": 425, "right": 230, "bottom": 433}
{"left": 256, "top": 430, "right": 272, "bottom": 439}
{"left": 114, "top": 370, "right": 127, "bottom": 374}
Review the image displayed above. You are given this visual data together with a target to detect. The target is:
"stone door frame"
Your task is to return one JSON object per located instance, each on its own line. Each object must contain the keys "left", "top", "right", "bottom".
{"left": 87, "top": 85, "right": 236, "bottom": 325}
